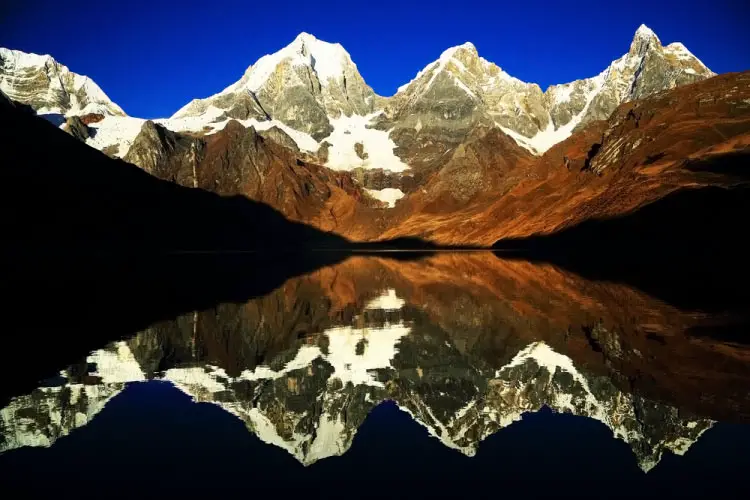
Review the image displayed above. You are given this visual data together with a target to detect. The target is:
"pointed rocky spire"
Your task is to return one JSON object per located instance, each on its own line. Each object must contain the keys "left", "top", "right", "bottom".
{"left": 629, "top": 24, "right": 661, "bottom": 56}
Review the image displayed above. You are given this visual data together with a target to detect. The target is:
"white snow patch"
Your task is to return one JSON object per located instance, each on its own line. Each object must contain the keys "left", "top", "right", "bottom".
{"left": 163, "top": 366, "right": 229, "bottom": 393}
{"left": 496, "top": 123, "right": 541, "bottom": 155}
{"left": 504, "top": 341, "right": 579, "bottom": 374}
{"left": 246, "top": 407, "right": 306, "bottom": 458}
{"left": 85, "top": 107, "right": 320, "bottom": 158}
{"left": 365, "top": 188, "right": 405, "bottom": 208}
{"left": 86, "top": 115, "right": 146, "bottom": 157}
{"left": 323, "top": 322, "right": 410, "bottom": 387}
{"left": 364, "top": 289, "right": 405, "bottom": 310}
{"left": 453, "top": 76, "right": 477, "bottom": 99}
{"left": 239, "top": 312, "right": 409, "bottom": 388}
{"left": 240, "top": 345, "right": 322, "bottom": 382}
{"left": 511, "top": 72, "right": 605, "bottom": 154}
{"left": 87, "top": 342, "right": 145, "bottom": 383}
{"left": 322, "top": 112, "right": 410, "bottom": 172}
{"left": 306, "top": 413, "right": 348, "bottom": 463}
{"left": 548, "top": 83, "right": 574, "bottom": 105}
{"left": 172, "top": 32, "right": 353, "bottom": 119}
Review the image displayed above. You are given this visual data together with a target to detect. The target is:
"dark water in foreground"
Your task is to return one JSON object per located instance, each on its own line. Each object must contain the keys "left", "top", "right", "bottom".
{"left": 1, "top": 252, "right": 749, "bottom": 498}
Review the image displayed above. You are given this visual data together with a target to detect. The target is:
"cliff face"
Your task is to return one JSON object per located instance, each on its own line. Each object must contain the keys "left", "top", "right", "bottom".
{"left": 123, "top": 119, "right": 387, "bottom": 235}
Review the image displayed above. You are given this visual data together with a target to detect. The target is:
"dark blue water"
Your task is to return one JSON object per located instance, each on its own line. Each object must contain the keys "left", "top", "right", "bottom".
{"left": 1, "top": 381, "right": 749, "bottom": 498}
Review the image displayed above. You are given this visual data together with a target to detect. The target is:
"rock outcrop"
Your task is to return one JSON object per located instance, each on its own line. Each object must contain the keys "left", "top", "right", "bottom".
{"left": 62, "top": 115, "right": 90, "bottom": 142}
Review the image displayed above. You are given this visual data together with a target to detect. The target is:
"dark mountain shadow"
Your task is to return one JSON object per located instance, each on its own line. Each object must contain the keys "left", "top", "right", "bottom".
{"left": 0, "top": 100, "right": 448, "bottom": 403}
{"left": 683, "top": 148, "right": 750, "bottom": 180}
{"left": 493, "top": 184, "right": 750, "bottom": 323}
{"left": 0, "top": 97, "right": 351, "bottom": 251}
{"left": 0, "top": 252, "right": 351, "bottom": 405}
{"left": 39, "top": 113, "right": 65, "bottom": 127}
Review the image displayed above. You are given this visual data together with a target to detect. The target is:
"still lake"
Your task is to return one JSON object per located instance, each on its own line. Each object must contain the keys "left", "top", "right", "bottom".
{"left": 2, "top": 252, "right": 749, "bottom": 498}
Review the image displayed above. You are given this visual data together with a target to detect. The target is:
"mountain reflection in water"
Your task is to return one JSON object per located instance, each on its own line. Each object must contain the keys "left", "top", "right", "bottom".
{"left": 1, "top": 252, "right": 749, "bottom": 495}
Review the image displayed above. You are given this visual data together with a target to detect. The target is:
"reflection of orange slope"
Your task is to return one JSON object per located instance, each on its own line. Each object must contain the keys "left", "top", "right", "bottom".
{"left": 379, "top": 72, "right": 750, "bottom": 245}
{"left": 139, "top": 252, "right": 749, "bottom": 422}
{"left": 315, "top": 253, "right": 750, "bottom": 421}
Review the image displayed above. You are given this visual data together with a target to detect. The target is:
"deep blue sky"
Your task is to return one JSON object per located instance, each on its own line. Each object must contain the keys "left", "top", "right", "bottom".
{"left": 2, "top": 0, "right": 748, "bottom": 118}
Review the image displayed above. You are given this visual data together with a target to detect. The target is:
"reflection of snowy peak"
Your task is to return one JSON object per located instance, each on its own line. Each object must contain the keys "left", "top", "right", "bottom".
{"left": 0, "top": 342, "right": 143, "bottom": 453}
{"left": 0, "top": 290, "right": 713, "bottom": 471}
{"left": 0, "top": 47, "right": 125, "bottom": 117}
{"left": 396, "top": 341, "right": 712, "bottom": 472}
{"left": 161, "top": 289, "right": 411, "bottom": 464}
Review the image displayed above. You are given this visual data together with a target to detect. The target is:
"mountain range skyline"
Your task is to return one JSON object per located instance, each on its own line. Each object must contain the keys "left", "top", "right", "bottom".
{"left": 3, "top": 0, "right": 748, "bottom": 118}
{"left": 0, "top": 26, "right": 723, "bottom": 119}
{"left": 0, "top": 24, "right": 716, "bottom": 159}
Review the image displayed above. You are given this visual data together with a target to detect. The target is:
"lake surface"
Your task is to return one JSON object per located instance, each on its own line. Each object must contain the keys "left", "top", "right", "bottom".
{"left": 1, "top": 252, "right": 749, "bottom": 498}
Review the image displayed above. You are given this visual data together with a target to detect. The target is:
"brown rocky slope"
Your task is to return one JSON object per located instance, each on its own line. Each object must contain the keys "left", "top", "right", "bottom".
{"left": 380, "top": 71, "right": 750, "bottom": 245}
{"left": 123, "top": 119, "right": 390, "bottom": 238}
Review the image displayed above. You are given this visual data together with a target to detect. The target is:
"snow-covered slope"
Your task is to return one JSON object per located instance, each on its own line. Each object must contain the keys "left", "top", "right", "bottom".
{"left": 0, "top": 47, "right": 125, "bottom": 117}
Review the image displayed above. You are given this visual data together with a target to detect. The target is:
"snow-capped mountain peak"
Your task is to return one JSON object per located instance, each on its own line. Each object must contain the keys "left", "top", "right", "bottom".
{"left": 440, "top": 41, "right": 478, "bottom": 60}
{"left": 168, "top": 31, "right": 378, "bottom": 143}
{"left": 395, "top": 41, "right": 511, "bottom": 96}
{"left": 629, "top": 24, "right": 662, "bottom": 56}
{"left": 0, "top": 47, "right": 125, "bottom": 117}
{"left": 0, "top": 48, "right": 54, "bottom": 68}
{"left": 633, "top": 24, "right": 660, "bottom": 42}
{"left": 219, "top": 32, "right": 355, "bottom": 97}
